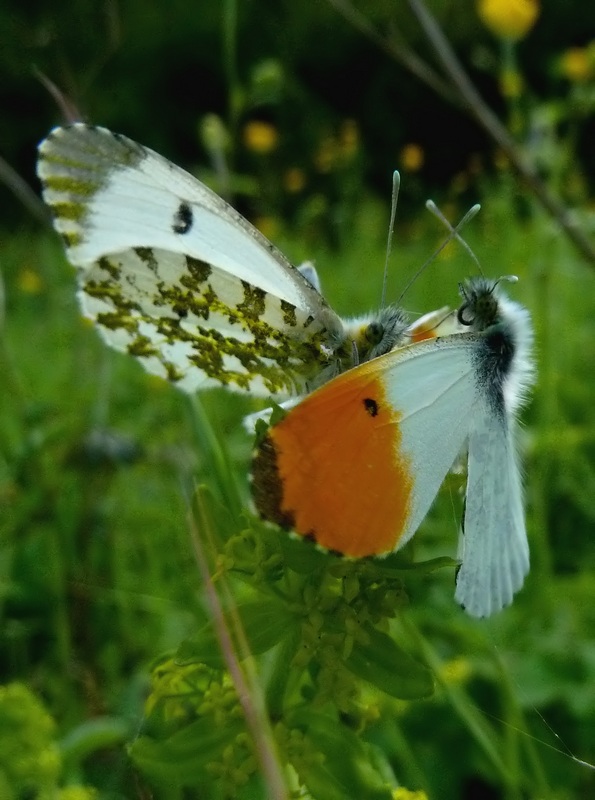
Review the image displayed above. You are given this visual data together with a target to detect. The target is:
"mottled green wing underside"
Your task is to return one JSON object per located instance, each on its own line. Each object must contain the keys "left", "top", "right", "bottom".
{"left": 80, "top": 247, "right": 344, "bottom": 394}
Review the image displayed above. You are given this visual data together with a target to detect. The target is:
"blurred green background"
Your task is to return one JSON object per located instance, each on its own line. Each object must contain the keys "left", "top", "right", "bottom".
{"left": 1, "top": 1, "right": 595, "bottom": 798}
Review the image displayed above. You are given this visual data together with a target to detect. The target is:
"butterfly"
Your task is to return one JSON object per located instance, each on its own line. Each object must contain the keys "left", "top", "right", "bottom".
{"left": 37, "top": 124, "right": 442, "bottom": 397}
{"left": 252, "top": 276, "right": 535, "bottom": 617}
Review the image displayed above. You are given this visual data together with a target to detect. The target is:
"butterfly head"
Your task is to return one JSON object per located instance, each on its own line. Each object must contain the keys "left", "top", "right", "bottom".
{"left": 456, "top": 275, "right": 518, "bottom": 332}
{"left": 348, "top": 306, "right": 410, "bottom": 363}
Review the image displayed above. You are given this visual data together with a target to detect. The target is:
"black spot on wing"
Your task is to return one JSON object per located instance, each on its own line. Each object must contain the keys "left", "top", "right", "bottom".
{"left": 363, "top": 398, "right": 379, "bottom": 417}
{"left": 173, "top": 201, "right": 193, "bottom": 234}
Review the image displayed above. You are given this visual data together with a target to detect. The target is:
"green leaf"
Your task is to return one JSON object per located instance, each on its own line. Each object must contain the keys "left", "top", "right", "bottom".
{"left": 346, "top": 624, "right": 435, "bottom": 700}
{"left": 375, "top": 554, "right": 459, "bottom": 575}
{"left": 253, "top": 401, "right": 287, "bottom": 445}
{"left": 129, "top": 715, "right": 245, "bottom": 785}
{"left": 279, "top": 534, "right": 332, "bottom": 573}
{"left": 177, "top": 600, "right": 299, "bottom": 667}
{"left": 59, "top": 716, "right": 130, "bottom": 764}
{"left": 286, "top": 708, "right": 393, "bottom": 800}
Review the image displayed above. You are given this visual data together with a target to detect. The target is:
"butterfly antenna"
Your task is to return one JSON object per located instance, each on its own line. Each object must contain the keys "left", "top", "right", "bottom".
{"left": 34, "top": 68, "right": 82, "bottom": 124}
{"left": 396, "top": 202, "right": 482, "bottom": 303}
{"left": 381, "top": 170, "right": 401, "bottom": 309}
{"left": 495, "top": 274, "right": 519, "bottom": 288}
{"left": 426, "top": 200, "right": 483, "bottom": 275}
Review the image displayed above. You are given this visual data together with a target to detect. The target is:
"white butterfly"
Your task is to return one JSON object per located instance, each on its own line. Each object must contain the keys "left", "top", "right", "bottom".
{"left": 37, "top": 124, "right": 437, "bottom": 396}
{"left": 252, "top": 276, "right": 534, "bottom": 617}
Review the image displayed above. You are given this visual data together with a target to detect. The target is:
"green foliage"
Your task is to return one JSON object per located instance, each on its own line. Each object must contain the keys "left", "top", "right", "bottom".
{"left": 3, "top": 183, "right": 595, "bottom": 796}
{"left": 3, "top": 4, "right": 595, "bottom": 796}
{"left": 0, "top": 682, "right": 61, "bottom": 795}
{"left": 124, "top": 481, "right": 436, "bottom": 795}
{"left": 0, "top": 681, "right": 100, "bottom": 799}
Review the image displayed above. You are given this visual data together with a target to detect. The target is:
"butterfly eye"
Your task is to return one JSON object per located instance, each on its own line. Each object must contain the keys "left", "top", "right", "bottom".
{"left": 477, "top": 293, "right": 498, "bottom": 324}
{"left": 458, "top": 292, "right": 499, "bottom": 327}
{"left": 365, "top": 321, "right": 385, "bottom": 345}
{"left": 457, "top": 303, "right": 475, "bottom": 326}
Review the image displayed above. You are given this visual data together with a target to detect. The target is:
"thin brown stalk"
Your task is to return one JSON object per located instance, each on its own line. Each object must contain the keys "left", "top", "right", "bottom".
{"left": 406, "top": 0, "right": 595, "bottom": 264}
{"left": 0, "top": 155, "right": 49, "bottom": 226}
{"left": 188, "top": 491, "right": 289, "bottom": 800}
{"left": 327, "top": 0, "right": 595, "bottom": 265}
{"left": 327, "top": 0, "right": 459, "bottom": 105}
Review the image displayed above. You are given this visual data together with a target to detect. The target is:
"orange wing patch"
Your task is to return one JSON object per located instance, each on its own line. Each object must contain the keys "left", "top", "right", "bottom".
{"left": 408, "top": 306, "right": 454, "bottom": 344}
{"left": 252, "top": 369, "right": 414, "bottom": 557}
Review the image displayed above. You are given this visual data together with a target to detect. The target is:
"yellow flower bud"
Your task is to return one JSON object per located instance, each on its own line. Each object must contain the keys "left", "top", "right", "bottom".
{"left": 339, "top": 118, "right": 360, "bottom": 159}
{"left": 243, "top": 121, "right": 279, "bottom": 154}
{"left": 440, "top": 656, "right": 473, "bottom": 684}
{"left": 58, "top": 786, "right": 99, "bottom": 800}
{"left": 17, "top": 267, "right": 44, "bottom": 294}
{"left": 254, "top": 216, "right": 278, "bottom": 240}
{"left": 559, "top": 47, "right": 593, "bottom": 82}
{"left": 200, "top": 114, "right": 230, "bottom": 154}
{"left": 399, "top": 143, "right": 424, "bottom": 172}
{"left": 393, "top": 789, "right": 429, "bottom": 800}
{"left": 500, "top": 67, "right": 524, "bottom": 98}
{"left": 283, "top": 167, "right": 307, "bottom": 193}
{"left": 478, "top": 0, "right": 539, "bottom": 40}
{"left": 314, "top": 135, "right": 338, "bottom": 173}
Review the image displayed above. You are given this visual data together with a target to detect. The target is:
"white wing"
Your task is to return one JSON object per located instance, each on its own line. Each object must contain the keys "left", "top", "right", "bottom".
{"left": 455, "top": 404, "right": 529, "bottom": 617}
{"left": 37, "top": 124, "right": 346, "bottom": 395}
{"left": 387, "top": 336, "right": 529, "bottom": 615}
{"left": 381, "top": 336, "right": 478, "bottom": 544}
{"left": 37, "top": 124, "right": 333, "bottom": 311}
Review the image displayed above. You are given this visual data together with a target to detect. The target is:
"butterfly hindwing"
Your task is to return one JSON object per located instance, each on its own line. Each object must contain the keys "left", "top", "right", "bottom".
{"left": 37, "top": 124, "right": 348, "bottom": 394}
{"left": 455, "top": 378, "right": 529, "bottom": 617}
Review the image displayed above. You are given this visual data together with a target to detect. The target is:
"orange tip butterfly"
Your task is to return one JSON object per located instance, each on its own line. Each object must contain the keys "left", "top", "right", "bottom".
{"left": 252, "top": 276, "right": 535, "bottom": 617}
{"left": 36, "top": 124, "right": 441, "bottom": 396}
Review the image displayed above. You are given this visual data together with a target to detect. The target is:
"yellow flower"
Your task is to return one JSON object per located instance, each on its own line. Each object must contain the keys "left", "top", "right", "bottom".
{"left": 338, "top": 118, "right": 360, "bottom": 159}
{"left": 493, "top": 148, "right": 511, "bottom": 170}
{"left": 17, "top": 266, "right": 44, "bottom": 294}
{"left": 440, "top": 657, "right": 472, "bottom": 684}
{"left": 478, "top": 0, "right": 539, "bottom": 40}
{"left": 243, "top": 121, "right": 279, "bottom": 154}
{"left": 393, "top": 789, "right": 429, "bottom": 800}
{"left": 451, "top": 171, "right": 470, "bottom": 194}
{"left": 254, "top": 216, "right": 279, "bottom": 240}
{"left": 314, "top": 135, "right": 339, "bottom": 173}
{"left": 399, "top": 143, "right": 424, "bottom": 172}
{"left": 559, "top": 47, "right": 593, "bottom": 83}
{"left": 58, "top": 787, "right": 98, "bottom": 800}
{"left": 283, "top": 167, "right": 307, "bottom": 193}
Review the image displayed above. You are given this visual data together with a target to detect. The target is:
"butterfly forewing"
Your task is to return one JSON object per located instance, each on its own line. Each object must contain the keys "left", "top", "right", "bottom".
{"left": 253, "top": 335, "right": 478, "bottom": 556}
{"left": 455, "top": 394, "right": 529, "bottom": 617}
{"left": 37, "top": 124, "right": 347, "bottom": 395}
